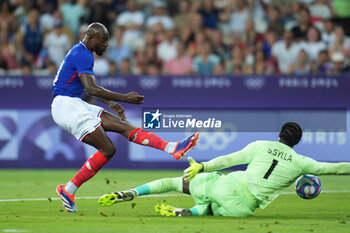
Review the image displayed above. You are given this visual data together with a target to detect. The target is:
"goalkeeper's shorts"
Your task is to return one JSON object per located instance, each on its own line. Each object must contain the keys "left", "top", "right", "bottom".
{"left": 189, "top": 172, "right": 258, "bottom": 217}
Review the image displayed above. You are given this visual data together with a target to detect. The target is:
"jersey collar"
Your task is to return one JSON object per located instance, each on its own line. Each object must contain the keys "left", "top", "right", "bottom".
{"left": 79, "top": 41, "right": 88, "bottom": 50}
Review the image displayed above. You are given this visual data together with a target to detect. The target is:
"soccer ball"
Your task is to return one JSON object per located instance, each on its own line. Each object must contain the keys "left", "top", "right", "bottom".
{"left": 295, "top": 174, "right": 321, "bottom": 199}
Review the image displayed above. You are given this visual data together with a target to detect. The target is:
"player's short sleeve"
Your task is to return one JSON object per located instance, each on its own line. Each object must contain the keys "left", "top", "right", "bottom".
{"left": 74, "top": 51, "right": 94, "bottom": 76}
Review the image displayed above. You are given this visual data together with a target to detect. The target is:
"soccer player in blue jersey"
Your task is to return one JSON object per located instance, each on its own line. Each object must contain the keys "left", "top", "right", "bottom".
{"left": 52, "top": 22, "right": 199, "bottom": 212}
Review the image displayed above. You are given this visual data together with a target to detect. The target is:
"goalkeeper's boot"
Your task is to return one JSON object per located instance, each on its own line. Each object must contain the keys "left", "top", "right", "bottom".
{"left": 155, "top": 204, "right": 192, "bottom": 217}
{"left": 98, "top": 190, "right": 136, "bottom": 206}
{"left": 56, "top": 184, "right": 77, "bottom": 212}
{"left": 170, "top": 132, "right": 199, "bottom": 160}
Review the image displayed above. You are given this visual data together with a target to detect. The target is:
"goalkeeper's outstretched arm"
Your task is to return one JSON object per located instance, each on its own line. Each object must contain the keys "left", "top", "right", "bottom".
{"left": 201, "top": 143, "right": 256, "bottom": 172}
{"left": 183, "top": 144, "right": 255, "bottom": 181}
{"left": 301, "top": 156, "right": 350, "bottom": 175}
{"left": 320, "top": 163, "right": 350, "bottom": 175}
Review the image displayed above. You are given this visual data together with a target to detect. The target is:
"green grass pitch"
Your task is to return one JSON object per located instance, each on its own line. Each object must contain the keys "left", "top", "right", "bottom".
{"left": 0, "top": 169, "right": 349, "bottom": 233}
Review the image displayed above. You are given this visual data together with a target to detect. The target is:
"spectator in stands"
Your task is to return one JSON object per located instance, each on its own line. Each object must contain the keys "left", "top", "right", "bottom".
{"left": 262, "top": 29, "right": 277, "bottom": 59}
{"left": 269, "top": 0, "right": 298, "bottom": 21}
{"left": 288, "top": 49, "right": 311, "bottom": 75}
{"left": 108, "top": 60, "right": 117, "bottom": 75}
{"left": 157, "top": 28, "right": 179, "bottom": 62}
{"left": 225, "top": 45, "right": 244, "bottom": 74}
{"left": 133, "top": 50, "right": 146, "bottom": 75}
{"left": 89, "top": 0, "right": 115, "bottom": 33}
{"left": 252, "top": 49, "right": 274, "bottom": 75}
{"left": 328, "top": 25, "right": 350, "bottom": 57}
{"left": 0, "top": 0, "right": 344, "bottom": 76}
{"left": 173, "top": 0, "right": 192, "bottom": 30}
{"left": 192, "top": 40, "right": 220, "bottom": 75}
{"left": 210, "top": 29, "right": 230, "bottom": 62}
{"left": 188, "top": 31, "right": 206, "bottom": 57}
{"left": 119, "top": 58, "right": 131, "bottom": 75}
{"left": 116, "top": 0, "right": 144, "bottom": 51}
{"left": 292, "top": 7, "right": 311, "bottom": 41}
{"left": 198, "top": 0, "right": 220, "bottom": 31}
{"left": 266, "top": 5, "right": 284, "bottom": 38}
{"left": 181, "top": 13, "right": 204, "bottom": 48}
{"left": 13, "top": 0, "right": 33, "bottom": 27}
{"left": 44, "top": 21, "right": 71, "bottom": 67}
{"left": 39, "top": 2, "right": 56, "bottom": 32}
{"left": 144, "top": 45, "right": 162, "bottom": 67}
{"left": 60, "top": 0, "right": 84, "bottom": 37}
{"left": 321, "top": 19, "right": 335, "bottom": 46}
{"left": 21, "top": 63, "right": 32, "bottom": 75}
{"left": 46, "top": 61, "right": 57, "bottom": 75}
{"left": 142, "top": 31, "right": 157, "bottom": 50}
{"left": 309, "top": 0, "right": 335, "bottom": 20}
{"left": 163, "top": 42, "right": 192, "bottom": 75}
{"left": 271, "top": 30, "right": 301, "bottom": 74}
{"left": 228, "top": 0, "right": 249, "bottom": 35}
{"left": 146, "top": 61, "right": 160, "bottom": 76}
{"left": 0, "top": 0, "right": 17, "bottom": 35}
{"left": 213, "top": 62, "right": 225, "bottom": 74}
{"left": 0, "top": 30, "right": 19, "bottom": 70}
{"left": 146, "top": 1, "right": 174, "bottom": 31}
{"left": 312, "top": 50, "right": 331, "bottom": 74}
{"left": 241, "top": 18, "right": 264, "bottom": 51}
{"left": 107, "top": 28, "right": 132, "bottom": 68}
{"left": 18, "top": 8, "right": 43, "bottom": 66}
{"left": 134, "top": 45, "right": 162, "bottom": 75}
{"left": 248, "top": 0, "right": 267, "bottom": 24}
{"left": 300, "top": 26, "right": 326, "bottom": 61}
{"left": 327, "top": 51, "right": 350, "bottom": 74}
{"left": 93, "top": 53, "right": 109, "bottom": 76}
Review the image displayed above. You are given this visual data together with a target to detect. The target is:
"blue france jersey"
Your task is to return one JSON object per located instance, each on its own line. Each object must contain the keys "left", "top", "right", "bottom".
{"left": 52, "top": 41, "right": 94, "bottom": 98}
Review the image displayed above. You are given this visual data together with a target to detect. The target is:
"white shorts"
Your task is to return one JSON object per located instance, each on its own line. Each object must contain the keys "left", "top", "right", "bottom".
{"left": 51, "top": 95, "right": 104, "bottom": 141}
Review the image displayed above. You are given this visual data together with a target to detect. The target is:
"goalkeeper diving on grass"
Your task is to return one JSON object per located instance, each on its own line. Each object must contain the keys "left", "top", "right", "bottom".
{"left": 98, "top": 122, "right": 350, "bottom": 217}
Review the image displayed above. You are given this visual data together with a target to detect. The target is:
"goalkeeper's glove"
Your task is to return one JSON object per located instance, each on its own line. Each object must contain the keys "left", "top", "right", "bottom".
{"left": 183, "top": 157, "right": 203, "bottom": 182}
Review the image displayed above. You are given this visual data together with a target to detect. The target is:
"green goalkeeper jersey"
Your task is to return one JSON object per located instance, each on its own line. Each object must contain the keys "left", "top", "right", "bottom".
{"left": 202, "top": 140, "right": 350, "bottom": 209}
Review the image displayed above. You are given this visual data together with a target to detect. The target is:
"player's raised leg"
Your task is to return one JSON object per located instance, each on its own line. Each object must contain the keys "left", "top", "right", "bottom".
{"left": 57, "top": 126, "right": 115, "bottom": 212}
{"left": 101, "top": 111, "right": 199, "bottom": 160}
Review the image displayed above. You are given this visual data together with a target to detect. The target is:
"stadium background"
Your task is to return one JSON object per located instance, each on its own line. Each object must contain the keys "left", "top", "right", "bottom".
{"left": 0, "top": 0, "right": 350, "bottom": 169}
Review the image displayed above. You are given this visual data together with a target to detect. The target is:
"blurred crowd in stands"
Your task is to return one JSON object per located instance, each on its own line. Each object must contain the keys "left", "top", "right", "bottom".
{"left": 0, "top": 0, "right": 350, "bottom": 76}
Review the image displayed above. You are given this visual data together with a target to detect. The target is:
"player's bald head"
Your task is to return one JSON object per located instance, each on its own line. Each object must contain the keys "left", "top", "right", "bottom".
{"left": 279, "top": 122, "right": 302, "bottom": 147}
{"left": 86, "top": 22, "right": 108, "bottom": 38}
{"left": 83, "top": 22, "right": 109, "bottom": 56}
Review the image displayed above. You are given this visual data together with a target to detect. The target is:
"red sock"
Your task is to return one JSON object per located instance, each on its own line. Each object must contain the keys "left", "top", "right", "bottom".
{"left": 71, "top": 151, "right": 108, "bottom": 188}
{"left": 128, "top": 128, "right": 168, "bottom": 151}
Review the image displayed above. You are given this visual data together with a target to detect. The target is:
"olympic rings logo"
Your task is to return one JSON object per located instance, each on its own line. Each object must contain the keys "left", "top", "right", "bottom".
{"left": 185, "top": 123, "right": 237, "bottom": 151}
{"left": 138, "top": 76, "right": 161, "bottom": 90}
{"left": 243, "top": 76, "right": 266, "bottom": 90}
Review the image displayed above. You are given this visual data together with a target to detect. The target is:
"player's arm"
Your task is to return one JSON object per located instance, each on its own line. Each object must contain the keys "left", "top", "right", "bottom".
{"left": 79, "top": 74, "right": 144, "bottom": 104}
{"left": 95, "top": 97, "right": 126, "bottom": 119}
{"left": 300, "top": 156, "right": 350, "bottom": 175}
{"left": 184, "top": 143, "right": 256, "bottom": 181}
{"left": 201, "top": 148, "right": 254, "bottom": 172}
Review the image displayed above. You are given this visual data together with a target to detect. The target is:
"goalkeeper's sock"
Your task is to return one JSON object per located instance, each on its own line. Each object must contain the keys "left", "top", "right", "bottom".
{"left": 68, "top": 151, "right": 109, "bottom": 194}
{"left": 133, "top": 177, "right": 183, "bottom": 196}
{"left": 189, "top": 205, "right": 210, "bottom": 216}
{"left": 128, "top": 128, "right": 176, "bottom": 153}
